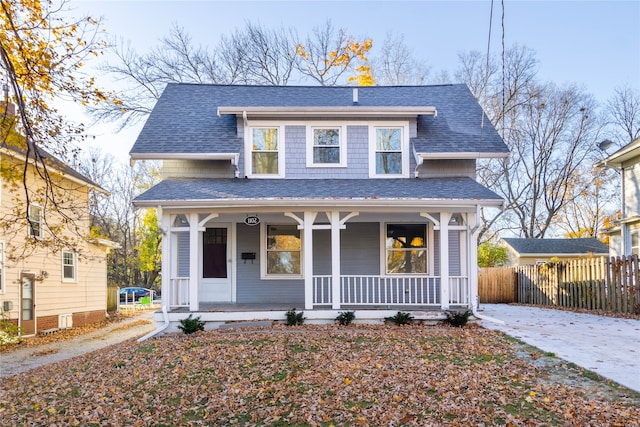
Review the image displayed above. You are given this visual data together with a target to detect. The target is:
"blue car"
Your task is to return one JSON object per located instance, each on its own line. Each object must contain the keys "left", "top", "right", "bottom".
{"left": 119, "top": 287, "right": 153, "bottom": 302}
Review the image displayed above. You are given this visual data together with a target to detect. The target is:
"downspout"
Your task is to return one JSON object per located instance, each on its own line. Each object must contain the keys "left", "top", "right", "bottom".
{"left": 138, "top": 205, "right": 172, "bottom": 341}
{"left": 468, "top": 207, "right": 505, "bottom": 325}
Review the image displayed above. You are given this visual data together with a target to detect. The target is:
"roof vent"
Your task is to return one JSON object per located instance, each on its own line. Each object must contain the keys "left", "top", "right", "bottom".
{"left": 353, "top": 88, "right": 358, "bottom": 104}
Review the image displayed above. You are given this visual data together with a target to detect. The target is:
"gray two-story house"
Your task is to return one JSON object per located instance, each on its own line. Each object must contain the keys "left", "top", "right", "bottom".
{"left": 600, "top": 136, "right": 640, "bottom": 256}
{"left": 130, "top": 84, "right": 508, "bottom": 327}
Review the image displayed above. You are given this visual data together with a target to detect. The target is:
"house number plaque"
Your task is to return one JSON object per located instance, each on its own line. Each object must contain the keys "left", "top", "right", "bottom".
{"left": 244, "top": 215, "right": 260, "bottom": 226}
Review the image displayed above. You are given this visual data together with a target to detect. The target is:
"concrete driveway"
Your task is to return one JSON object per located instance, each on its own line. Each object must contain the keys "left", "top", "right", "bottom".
{"left": 479, "top": 304, "right": 640, "bottom": 392}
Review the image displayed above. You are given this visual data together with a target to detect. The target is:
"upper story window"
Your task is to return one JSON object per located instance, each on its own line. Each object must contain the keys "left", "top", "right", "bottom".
{"left": 307, "top": 126, "right": 346, "bottom": 167}
{"left": 249, "top": 126, "right": 284, "bottom": 177}
{"left": 369, "top": 125, "right": 409, "bottom": 178}
{"left": 62, "top": 250, "right": 77, "bottom": 282}
{"left": 28, "top": 204, "right": 43, "bottom": 239}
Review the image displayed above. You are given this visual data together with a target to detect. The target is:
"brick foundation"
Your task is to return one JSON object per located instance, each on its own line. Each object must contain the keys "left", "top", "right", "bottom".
{"left": 37, "top": 315, "right": 59, "bottom": 331}
{"left": 72, "top": 310, "right": 106, "bottom": 328}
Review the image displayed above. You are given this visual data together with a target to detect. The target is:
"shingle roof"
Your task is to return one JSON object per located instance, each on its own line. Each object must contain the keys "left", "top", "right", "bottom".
{"left": 133, "top": 177, "right": 503, "bottom": 207}
{"left": 129, "top": 84, "right": 508, "bottom": 156}
{"left": 502, "top": 238, "right": 609, "bottom": 255}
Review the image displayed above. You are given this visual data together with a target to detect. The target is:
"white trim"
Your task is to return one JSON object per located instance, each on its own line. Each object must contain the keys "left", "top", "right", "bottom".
{"left": 218, "top": 105, "right": 437, "bottom": 118}
{"left": 245, "top": 124, "right": 285, "bottom": 178}
{"left": 417, "top": 152, "right": 509, "bottom": 160}
{"left": 61, "top": 250, "right": 77, "bottom": 283}
{"left": 381, "top": 222, "right": 429, "bottom": 276}
{"left": 306, "top": 124, "right": 348, "bottom": 168}
{"left": 368, "top": 123, "right": 410, "bottom": 178}
{"left": 439, "top": 212, "right": 451, "bottom": 310}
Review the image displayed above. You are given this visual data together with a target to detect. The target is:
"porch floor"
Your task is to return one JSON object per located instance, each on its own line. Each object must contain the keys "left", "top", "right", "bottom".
{"left": 169, "top": 303, "right": 452, "bottom": 313}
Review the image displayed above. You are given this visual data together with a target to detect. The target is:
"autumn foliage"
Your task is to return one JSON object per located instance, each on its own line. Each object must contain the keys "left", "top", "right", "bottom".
{"left": 1, "top": 325, "right": 638, "bottom": 425}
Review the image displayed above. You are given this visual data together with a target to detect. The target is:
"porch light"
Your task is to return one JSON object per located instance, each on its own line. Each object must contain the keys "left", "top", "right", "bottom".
{"left": 173, "top": 214, "right": 189, "bottom": 228}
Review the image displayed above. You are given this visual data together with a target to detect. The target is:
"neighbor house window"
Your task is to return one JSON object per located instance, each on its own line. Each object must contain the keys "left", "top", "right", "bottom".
{"left": 62, "top": 250, "right": 76, "bottom": 281}
{"left": 264, "top": 224, "right": 301, "bottom": 277}
{"left": 369, "top": 125, "right": 409, "bottom": 177}
{"left": 307, "top": 126, "right": 346, "bottom": 167}
{"left": 385, "top": 224, "right": 427, "bottom": 274}
{"left": 28, "top": 204, "right": 43, "bottom": 238}
{"left": 250, "top": 127, "right": 282, "bottom": 176}
{"left": 632, "top": 230, "right": 640, "bottom": 255}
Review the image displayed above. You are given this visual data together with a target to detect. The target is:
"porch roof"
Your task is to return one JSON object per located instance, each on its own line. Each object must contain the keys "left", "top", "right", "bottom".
{"left": 133, "top": 177, "right": 504, "bottom": 208}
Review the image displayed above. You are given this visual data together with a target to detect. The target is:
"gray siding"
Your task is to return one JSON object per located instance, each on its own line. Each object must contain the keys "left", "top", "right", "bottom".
{"left": 341, "top": 223, "right": 380, "bottom": 275}
{"left": 416, "top": 159, "right": 476, "bottom": 179}
{"left": 162, "top": 159, "right": 235, "bottom": 179}
{"left": 177, "top": 232, "right": 190, "bottom": 276}
{"left": 286, "top": 125, "right": 369, "bottom": 178}
{"left": 313, "top": 230, "right": 332, "bottom": 275}
{"left": 235, "top": 223, "right": 304, "bottom": 304}
{"left": 432, "top": 230, "right": 461, "bottom": 276}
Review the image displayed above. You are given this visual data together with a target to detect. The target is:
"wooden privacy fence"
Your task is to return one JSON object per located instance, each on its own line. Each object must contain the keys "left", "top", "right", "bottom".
{"left": 480, "top": 256, "right": 640, "bottom": 314}
{"left": 107, "top": 286, "right": 119, "bottom": 312}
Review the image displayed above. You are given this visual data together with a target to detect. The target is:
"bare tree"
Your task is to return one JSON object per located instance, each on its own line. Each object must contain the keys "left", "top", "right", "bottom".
{"left": 370, "top": 32, "right": 431, "bottom": 85}
{"left": 607, "top": 84, "right": 640, "bottom": 143}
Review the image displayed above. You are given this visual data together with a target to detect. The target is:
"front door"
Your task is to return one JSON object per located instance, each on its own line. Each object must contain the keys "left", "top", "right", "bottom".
{"left": 200, "top": 226, "right": 232, "bottom": 302}
{"left": 20, "top": 273, "right": 36, "bottom": 335}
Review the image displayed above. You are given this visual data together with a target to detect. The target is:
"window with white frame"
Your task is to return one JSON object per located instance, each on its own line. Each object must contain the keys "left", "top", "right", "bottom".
{"left": 307, "top": 126, "right": 346, "bottom": 167}
{"left": 632, "top": 230, "right": 640, "bottom": 255}
{"left": 62, "top": 250, "right": 77, "bottom": 281}
{"left": 370, "top": 126, "right": 408, "bottom": 177}
{"left": 0, "top": 242, "right": 4, "bottom": 293}
{"left": 28, "top": 204, "right": 43, "bottom": 239}
{"left": 385, "top": 224, "right": 427, "bottom": 274}
{"left": 264, "top": 224, "right": 302, "bottom": 277}
{"left": 250, "top": 127, "right": 282, "bottom": 176}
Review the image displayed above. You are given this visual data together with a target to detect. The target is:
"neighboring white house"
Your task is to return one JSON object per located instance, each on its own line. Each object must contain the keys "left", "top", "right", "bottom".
{"left": 599, "top": 136, "right": 640, "bottom": 256}
{"left": 129, "top": 84, "right": 509, "bottom": 327}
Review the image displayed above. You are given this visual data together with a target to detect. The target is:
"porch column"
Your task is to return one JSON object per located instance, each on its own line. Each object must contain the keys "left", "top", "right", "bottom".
{"left": 467, "top": 211, "right": 479, "bottom": 310}
{"left": 303, "top": 211, "right": 315, "bottom": 310}
{"left": 189, "top": 213, "right": 199, "bottom": 311}
{"left": 440, "top": 212, "right": 451, "bottom": 310}
{"left": 159, "top": 208, "right": 171, "bottom": 312}
{"left": 330, "top": 211, "right": 341, "bottom": 309}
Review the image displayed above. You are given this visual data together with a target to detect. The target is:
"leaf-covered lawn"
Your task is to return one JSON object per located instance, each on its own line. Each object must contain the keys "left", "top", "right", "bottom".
{"left": 1, "top": 325, "right": 639, "bottom": 426}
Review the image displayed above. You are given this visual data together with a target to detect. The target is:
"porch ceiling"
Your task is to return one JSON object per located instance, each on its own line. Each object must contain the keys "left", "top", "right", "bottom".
{"left": 133, "top": 177, "right": 503, "bottom": 209}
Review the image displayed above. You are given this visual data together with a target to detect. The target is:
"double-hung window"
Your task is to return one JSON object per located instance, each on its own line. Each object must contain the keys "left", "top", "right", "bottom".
{"left": 28, "top": 204, "right": 43, "bottom": 239}
{"left": 62, "top": 250, "right": 77, "bottom": 282}
{"left": 369, "top": 125, "right": 409, "bottom": 177}
{"left": 632, "top": 230, "right": 640, "bottom": 255}
{"left": 250, "top": 127, "right": 283, "bottom": 177}
{"left": 263, "top": 224, "right": 302, "bottom": 277}
{"left": 307, "top": 126, "right": 346, "bottom": 167}
{"left": 385, "top": 224, "right": 427, "bottom": 274}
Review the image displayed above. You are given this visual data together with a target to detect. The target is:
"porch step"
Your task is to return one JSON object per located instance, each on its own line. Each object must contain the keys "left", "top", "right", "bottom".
{"left": 218, "top": 320, "right": 273, "bottom": 330}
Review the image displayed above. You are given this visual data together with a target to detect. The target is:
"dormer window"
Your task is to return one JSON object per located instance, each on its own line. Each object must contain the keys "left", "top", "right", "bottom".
{"left": 249, "top": 126, "right": 284, "bottom": 177}
{"left": 369, "top": 124, "right": 409, "bottom": 178}
{"left": 307, "top": 125, "right": 347, "bottom": 167}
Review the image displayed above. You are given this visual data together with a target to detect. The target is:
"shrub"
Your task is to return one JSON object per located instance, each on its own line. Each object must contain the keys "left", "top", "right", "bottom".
{"left": 178, "top": 314, "right": 205, "bottom": 334}
{"left": 0, "top": 312, "right": 21, "bottom": 346}
{"left": 285, "top": 308, "right": 305, "bottom": 326}
{"left": 335, "top": 311, "right": 356, "bottom": 326}
{"left": 443, "top": 310, "right": 473, "bottom": 327}
{"left": 385, "top": 311, "right": 414, "bottom": 325}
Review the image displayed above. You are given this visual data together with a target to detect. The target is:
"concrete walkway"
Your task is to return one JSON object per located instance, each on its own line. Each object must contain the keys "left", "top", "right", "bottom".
{"left": 0, "top": 312, "right": 156, "bottom": 378}
{"left": 480, "top": 304, "right": 640, "bottom": 392}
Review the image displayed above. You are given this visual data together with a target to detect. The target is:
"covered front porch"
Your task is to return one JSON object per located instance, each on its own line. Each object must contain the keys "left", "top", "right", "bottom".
{"left": 158, "top": 206, "right": 480, "bottom": 325}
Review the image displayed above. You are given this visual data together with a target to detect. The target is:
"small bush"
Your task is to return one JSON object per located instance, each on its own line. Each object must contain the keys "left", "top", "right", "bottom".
{"left": 336, "top": 311, "right": 356, "bottom": 326}
{"left": 385, "top": 311, "right": 414, "bottom": 325}
{"left": 178, "top": 314, "right": 205, "bottom": 334}
{"left": 443, "top": 310, "right": 473, "bottom": 327}
{"left": 285, "top": 308, "right": 305, "bottom": 326}
{"left": 0, "top": 313, "right": 21, "bottom": 346}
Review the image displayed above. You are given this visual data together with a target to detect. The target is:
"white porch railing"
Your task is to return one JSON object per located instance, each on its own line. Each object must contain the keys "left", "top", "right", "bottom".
{"left": 170, "top": 277, "right": 190, "bottom": 308}
{"left": 312, "top": 275, "right": 470, "bottom": 307}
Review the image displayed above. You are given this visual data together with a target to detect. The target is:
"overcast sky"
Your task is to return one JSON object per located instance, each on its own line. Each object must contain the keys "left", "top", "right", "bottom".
{"left": 69, "top": 0, "right": 640, "bottom": 161}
